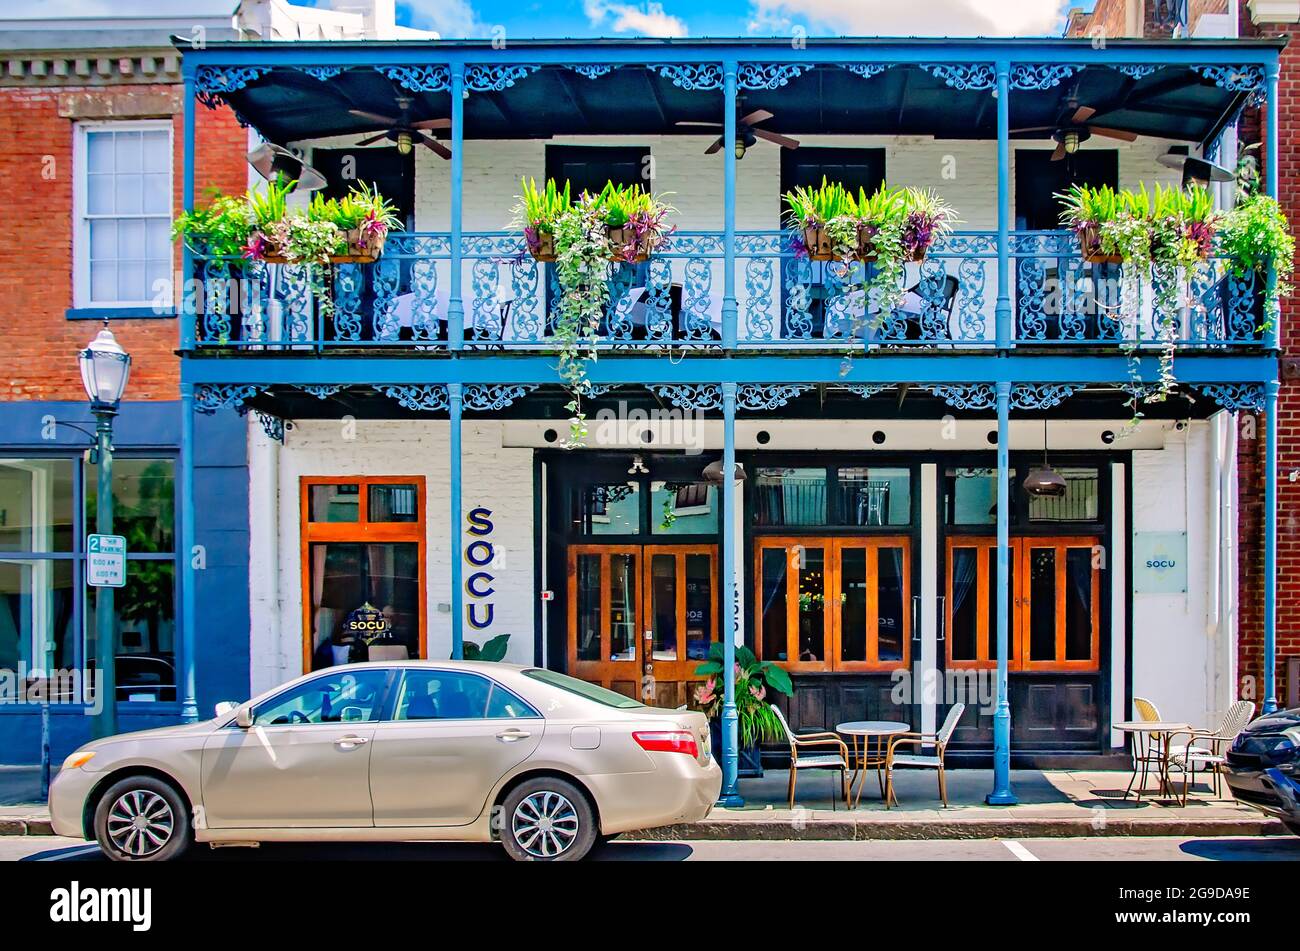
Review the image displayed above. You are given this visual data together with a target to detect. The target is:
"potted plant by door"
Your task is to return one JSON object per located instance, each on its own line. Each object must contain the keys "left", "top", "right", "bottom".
{"left": 1219, "top": 190, "right": 1294, "bottom": 334}
{"left": 694, "top": 644, "right": 794, "bottom": 777}
{"left": 512, "top": 177, "right": 572, "bottom": 262}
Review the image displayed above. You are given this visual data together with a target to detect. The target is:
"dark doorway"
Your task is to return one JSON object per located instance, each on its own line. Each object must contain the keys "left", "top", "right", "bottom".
{"left": 778, "top": 147, "right": 887, "bottom": 338}
{"left": 311, "top": 147, "right": 416, "bottom": 231}
{"left": 1014, "top": 148, "right": 1118, "bottom": 231}
{"left": 778, "top": 147, "right": 886, "bottom": 224}
{"left": 545, "top": 145, "right": 650, "bottom": 197}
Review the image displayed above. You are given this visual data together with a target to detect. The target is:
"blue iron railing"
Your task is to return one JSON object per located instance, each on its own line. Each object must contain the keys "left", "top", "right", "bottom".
{"left": 187, "top": 229, "right": 1263, "bottom": 351}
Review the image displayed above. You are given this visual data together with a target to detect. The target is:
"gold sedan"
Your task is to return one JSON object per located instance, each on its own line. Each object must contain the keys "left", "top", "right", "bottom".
{"left": 49, "top": 662, "right": 721, "bottom": 862}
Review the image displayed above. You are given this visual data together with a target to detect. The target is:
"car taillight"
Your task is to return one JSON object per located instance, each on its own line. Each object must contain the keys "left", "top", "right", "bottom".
{"left": 633, "top": 730, "right": 699, "bottom": 757}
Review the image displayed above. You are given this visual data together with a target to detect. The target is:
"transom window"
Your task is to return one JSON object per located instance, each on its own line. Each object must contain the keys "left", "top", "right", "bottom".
{"left": 75, "top": 122, "right": 173, "bottom": 308}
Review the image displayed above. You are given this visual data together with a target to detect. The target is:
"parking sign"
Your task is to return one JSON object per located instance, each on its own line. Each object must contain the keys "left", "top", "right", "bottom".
{"left": 87, "top": 534, "right": 127, "bottom": 588}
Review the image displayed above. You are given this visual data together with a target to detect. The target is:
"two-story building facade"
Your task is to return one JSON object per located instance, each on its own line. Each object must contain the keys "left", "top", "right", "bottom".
{"left": 178, "top": 29, "right": 1286, "bottom": 799}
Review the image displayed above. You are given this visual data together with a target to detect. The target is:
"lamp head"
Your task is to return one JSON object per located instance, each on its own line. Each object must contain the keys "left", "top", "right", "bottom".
{"left": 79, "top": 325, "right": 131, "bottom": 411}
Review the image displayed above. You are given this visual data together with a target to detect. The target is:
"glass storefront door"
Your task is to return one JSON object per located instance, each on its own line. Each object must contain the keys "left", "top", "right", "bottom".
{"left": 567, "top": 544, "right": 717, "bottom": 701}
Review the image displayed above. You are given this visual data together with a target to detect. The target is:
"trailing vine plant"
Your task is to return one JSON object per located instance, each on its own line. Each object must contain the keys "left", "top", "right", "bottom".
{"left": 551, "top": 194, "right": 611, "bottom": 446}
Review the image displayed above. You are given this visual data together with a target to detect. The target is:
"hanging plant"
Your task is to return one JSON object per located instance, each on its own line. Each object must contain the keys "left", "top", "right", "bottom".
{"left": 551, "top": 192, "right": 613, "bottom": 446}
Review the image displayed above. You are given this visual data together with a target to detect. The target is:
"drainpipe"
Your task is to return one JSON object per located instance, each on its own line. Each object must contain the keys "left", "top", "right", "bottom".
{"left": 1207, "top": 413, "right": 1221, "bottom": 721}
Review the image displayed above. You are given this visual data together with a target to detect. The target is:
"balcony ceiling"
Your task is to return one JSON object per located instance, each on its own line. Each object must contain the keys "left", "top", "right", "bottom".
{"left": 210, "top": 58, "right": 1255, "bottom": 149}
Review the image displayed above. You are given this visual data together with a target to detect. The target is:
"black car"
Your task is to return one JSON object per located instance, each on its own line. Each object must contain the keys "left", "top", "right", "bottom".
{"left": 1224, "top": 706, "right": 1300, "bottom": 837}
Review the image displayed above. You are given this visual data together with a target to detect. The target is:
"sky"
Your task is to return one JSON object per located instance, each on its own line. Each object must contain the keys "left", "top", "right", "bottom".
{"left": 7, "top": 0, "right": 1095, "bottom": 39}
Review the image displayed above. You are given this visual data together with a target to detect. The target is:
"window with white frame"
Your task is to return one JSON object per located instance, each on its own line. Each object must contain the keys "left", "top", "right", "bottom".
{"left": 74, "top": 122, "right": 173, "bottom": 309}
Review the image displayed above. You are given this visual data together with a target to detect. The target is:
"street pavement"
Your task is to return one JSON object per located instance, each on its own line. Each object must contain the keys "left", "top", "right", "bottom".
{"left": 2, "top": 834, "right": 1297, "bottom": 862}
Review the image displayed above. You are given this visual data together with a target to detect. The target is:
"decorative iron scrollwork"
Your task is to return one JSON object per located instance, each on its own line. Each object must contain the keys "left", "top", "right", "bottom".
{"left": 569, "top": 64, "right": 614, "bottom": 80}
{"left": 294, "top": 66, "right": 345, "bottom": 82}
{"left": 652, "top": 64, "right": 723, "bottom": 90}
{"left": 193, "top": 384, "right": 265, "bottom": 414}
{"left": 844, "top": 384, "right": 891, "bottom": 400}
{"left": 194, "top": 66, "right": 271, "bottom": 109}
{"left": 253, "top": 412, "right": 285, "bottom": 443}
{"left": 378, "top": 384, "right": 449, "bottom": 412}
{"left": 1195, "top": 383, "right": 1265, "bottom": 413}
{"left": 919, "top": 63, "right": 996, "bottom": 90}
{"left": 841, "top": 64, "right": 888, "bottom": 80}
{"left": 298, "top": 385, "right": 345, "bottom": 400}
{"left": 923, "top": 384, "right": 997, "bottom": 410}
{"left": 1010, "top": 384, "right": 1081, "bottom": 410}
{"left": 737, "top": 384, "right": 810, "bottom": 410}
{"left": 649, "top": 384, "right": 722, "bottom": 411}
{"left": 465, "top": 64, "right": 539, "bottom": 92}
{"left": 377, "top": 64, "right": 451, "bottom": 92}
{"left": 1009, "top": 64, "right": 1081, "bottom": 90}
{"left": 737, "top": 63, "right": 812, "bottom": 89}
{"left": 463, "top": 384, "right": 538, "bottom": 412}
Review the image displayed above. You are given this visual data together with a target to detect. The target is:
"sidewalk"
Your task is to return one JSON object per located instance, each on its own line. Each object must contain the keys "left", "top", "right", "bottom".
{"left": 0, "top": 768, "right": 1286, "bottom": 839}
{"left": 629, "top": 768, "right": 1287, "bottom": 840}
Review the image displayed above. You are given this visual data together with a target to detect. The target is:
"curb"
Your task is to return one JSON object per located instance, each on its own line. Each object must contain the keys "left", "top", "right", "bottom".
{"left": 628, "top": 815, "right": 1289, "bottom": 841}
{"left": 0, "top": 817, "right": 55, "bottom": 836}
{"left": 2, "top": 813, "right": 1286, "bottom": 840}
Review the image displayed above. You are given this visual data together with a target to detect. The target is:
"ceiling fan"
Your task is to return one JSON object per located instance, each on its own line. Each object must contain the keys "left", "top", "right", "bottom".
{"left": 1011, "top": 87, "right": 1136, "bottom": 161}
{"left": 349, "top": 96, "right": 452, "bottom": 159}
{"left": 674, "top": 107, "right": 799, "bottom": 158}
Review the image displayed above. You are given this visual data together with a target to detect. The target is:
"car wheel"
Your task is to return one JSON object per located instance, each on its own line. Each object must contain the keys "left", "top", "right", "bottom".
{"left": 93, "top": 776, "right": 191, "bottom": 862}
{"left": 500, "top": 778, "right": 596, "bottom": 862}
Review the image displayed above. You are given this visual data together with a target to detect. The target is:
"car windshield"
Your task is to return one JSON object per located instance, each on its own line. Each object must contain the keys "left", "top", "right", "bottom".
{"left": 522, "top": 669, "right": 644, "bottom": 708}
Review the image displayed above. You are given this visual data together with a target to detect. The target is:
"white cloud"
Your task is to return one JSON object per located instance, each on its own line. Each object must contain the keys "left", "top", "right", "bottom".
{"left": 402, "top": 0, "right": 484, "bottom": 37}
{"left": 584, "top": 0, "right": 688, "bottom": 38}
{"left": 747, "top": 0, "right": 1072, "bottom": 37}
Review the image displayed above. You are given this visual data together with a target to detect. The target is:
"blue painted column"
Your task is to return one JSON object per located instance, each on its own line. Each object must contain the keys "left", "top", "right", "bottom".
{"left": 447, "top": 63, "right": 466, "bottom": 351}
{"left": 995, "top": 61, "right": 1012, "bottom": 351}
{"left": 179, "top": 383, "right": 199, "bottom": 721}
{"left": 448, "top": 382, "right": 464, "bottom": 659}
{"left": 987, "top": 379, "right": 1017, "bottom": 804}
{"left": 180, "top": 67, "right": 197, "bottom": 353}
{"left": 1264, "top": 379, "right": 1279, "bottom": 714}
{"left": 718, "top": 380, "right": 743, "bottom": 806}
{"left": 721, "top": 61, "right": 738, "bottom": 350}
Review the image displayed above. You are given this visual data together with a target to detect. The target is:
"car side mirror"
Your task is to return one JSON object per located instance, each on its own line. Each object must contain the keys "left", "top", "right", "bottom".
{"left": 214, "top": 701, "right": 236, "bottom": 718}
{"left": 234, "top": 707, "right": 255, "bottom": 729}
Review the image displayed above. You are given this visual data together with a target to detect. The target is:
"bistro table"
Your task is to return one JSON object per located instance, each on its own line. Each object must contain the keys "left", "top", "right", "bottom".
{"left": 836, "top": 720, "right": 910, "bottom": 807}
{"left": 1114, "top": 721, "right": 1192, "bottom": 802}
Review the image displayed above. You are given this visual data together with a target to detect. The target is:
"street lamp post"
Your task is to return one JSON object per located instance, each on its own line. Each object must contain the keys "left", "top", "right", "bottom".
{"left": 79, "top": 325, "right": 131, "bottom": 740}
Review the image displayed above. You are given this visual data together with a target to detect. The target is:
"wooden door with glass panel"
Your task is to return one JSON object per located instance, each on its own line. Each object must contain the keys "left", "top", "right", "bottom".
{"left": 567, "top": 544, "right": 717, "bottom": 703}
{"left": 756, "top": 537, "right": 911, "bottom": 673}
{"left": 946, "top": 536, "right": 1100, "bottom": 671}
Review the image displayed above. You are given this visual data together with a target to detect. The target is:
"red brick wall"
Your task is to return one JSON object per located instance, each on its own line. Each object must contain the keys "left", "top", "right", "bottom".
{"left": 0, "top": 84, "right": 246, "bottom": 403}
{"left": 1237, "top": 9, "right": 1300, "bottom": 707}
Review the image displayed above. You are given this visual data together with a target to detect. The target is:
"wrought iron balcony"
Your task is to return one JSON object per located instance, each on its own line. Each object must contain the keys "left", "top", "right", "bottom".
{"left": 188, "top": 229, "right": 1264, "bottom": 351}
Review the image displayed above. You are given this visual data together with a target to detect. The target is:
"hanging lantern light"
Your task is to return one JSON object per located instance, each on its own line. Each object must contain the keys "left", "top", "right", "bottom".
{"left": 1022, "top": 418, "right": 1067, "bottom": 498}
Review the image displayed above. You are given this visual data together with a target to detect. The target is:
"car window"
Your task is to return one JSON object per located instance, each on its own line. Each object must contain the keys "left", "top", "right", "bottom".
{"left": 253, "top": 669, "right": 390, "bottom": 726}
{"left": 522, "top": 668, "right": 644, "bottom": 708}
{"left": 393, "top": 670, "right": 492, "bottom": 720}
{"left": 486, "top": 683, "right": 541, "bottom": 719}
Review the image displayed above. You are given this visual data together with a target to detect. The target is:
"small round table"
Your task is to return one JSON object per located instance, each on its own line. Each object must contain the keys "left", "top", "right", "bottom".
{"left": 836, "top": 720, "right": 910, "bottom": 806}
{"left": 1114, "top": 721, "right": 1191, "bottom": 801}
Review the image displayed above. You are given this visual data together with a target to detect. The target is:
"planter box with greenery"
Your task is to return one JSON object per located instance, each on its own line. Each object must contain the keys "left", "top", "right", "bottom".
{"left": 694, "top": 644, "right": 793, "bottom": 778}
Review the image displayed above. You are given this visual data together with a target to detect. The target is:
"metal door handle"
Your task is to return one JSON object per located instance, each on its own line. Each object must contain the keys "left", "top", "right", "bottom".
{"left": 912, "top": 595, "right": 921, "bottom": 642}
{"left": 937, "top": 596, "right": 947, "bottom": 643}
{"left": 334, "top": 735, "right": 369, "bottom": 748}
{"left": 496, "top": 729, "right": 532, "bottom": 742}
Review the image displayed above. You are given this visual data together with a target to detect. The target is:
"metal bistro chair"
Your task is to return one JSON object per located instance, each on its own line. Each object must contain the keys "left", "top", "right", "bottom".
{"left": 770, "top": 703, "right": 850, "bottom": 809}
{"left": 884, "top": 703, "right": 965, "bottom": 808}
{"left": 1168, "top": 700, "right": 1257, "bottom": 805}
{"left": 1126, "top": 696, "right": 1169, "bottom": 799}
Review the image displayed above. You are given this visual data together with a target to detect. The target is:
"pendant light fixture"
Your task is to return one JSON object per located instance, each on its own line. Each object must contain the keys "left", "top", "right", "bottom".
{"left": 1022, "top": 418, "right": 1067, "bottom": 498}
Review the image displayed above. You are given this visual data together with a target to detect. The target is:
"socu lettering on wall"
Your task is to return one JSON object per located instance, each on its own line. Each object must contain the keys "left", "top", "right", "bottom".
{"left": 465, "top": 507, "right": 496, "bottom": 631}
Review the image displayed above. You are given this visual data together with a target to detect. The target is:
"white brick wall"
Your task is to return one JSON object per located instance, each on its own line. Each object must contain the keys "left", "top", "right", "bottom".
{"left": 248, "top": 418, "right": 535, "bottom": 691}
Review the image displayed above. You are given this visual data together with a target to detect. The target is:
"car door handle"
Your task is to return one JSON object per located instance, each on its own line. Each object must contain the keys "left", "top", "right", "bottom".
{"left": 334, "top": 735, "right": 369, "bottom": 749}
{"left": 496, "top": 729, "right": 531, "bottom": 742}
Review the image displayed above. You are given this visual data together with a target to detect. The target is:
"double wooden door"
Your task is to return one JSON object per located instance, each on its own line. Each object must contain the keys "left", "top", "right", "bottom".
{"left": 566, "top": 544, "right": 718, "bottom": 705}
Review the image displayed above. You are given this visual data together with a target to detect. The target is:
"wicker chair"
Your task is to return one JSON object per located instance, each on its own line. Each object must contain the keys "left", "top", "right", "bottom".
{"left": 1126, "top": 696, "right": 1168, "bottom": 800}
{"left": 884, "top": 703, "right": 965, "bottom": 808}
{"left": 770, "top": 703, "right": 850, "bottom": 809}
{"left": 1168, "top": 700, "right": 1257, "bottom": 804}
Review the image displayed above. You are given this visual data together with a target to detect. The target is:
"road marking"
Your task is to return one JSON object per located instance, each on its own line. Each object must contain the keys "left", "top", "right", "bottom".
{"left": 1002, "top": 840, "right": 1039, "bottom": 861}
